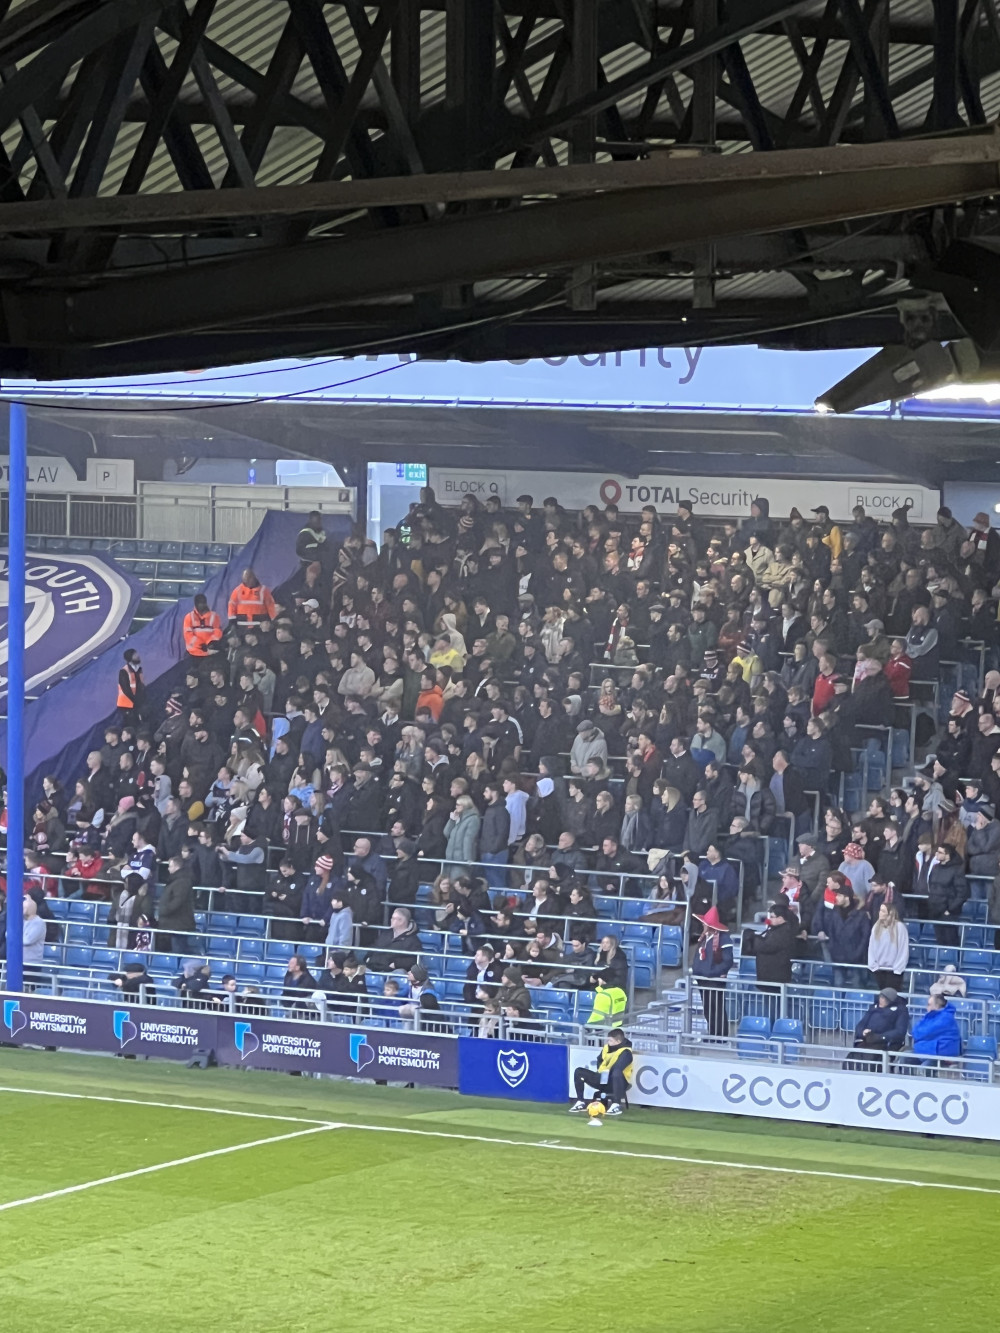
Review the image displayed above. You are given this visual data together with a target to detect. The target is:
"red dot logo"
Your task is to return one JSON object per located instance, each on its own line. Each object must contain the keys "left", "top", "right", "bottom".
{"left": 599, "top": 478, "right": 621, "bottom": 505}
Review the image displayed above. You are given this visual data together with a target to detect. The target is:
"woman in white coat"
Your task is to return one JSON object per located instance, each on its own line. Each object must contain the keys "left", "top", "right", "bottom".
{"left": 867, "top": 901, "right": 909, "bottom": 990}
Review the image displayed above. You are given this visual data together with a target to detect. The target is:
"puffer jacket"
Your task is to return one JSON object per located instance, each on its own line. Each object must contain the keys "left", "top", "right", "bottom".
{"left": 854, "top": 998, "right": 910, "bottom": 1050}
{"left": 444, "top": 809, "right": 481, "bottom": 873}
{"left": 912, "top": 1002, "right": 962, "bottom": 1056}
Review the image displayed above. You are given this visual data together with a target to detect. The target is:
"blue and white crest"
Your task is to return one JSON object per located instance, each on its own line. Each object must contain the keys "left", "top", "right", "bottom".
{"left": 497, "top": 1048, "right": 529, "bottom": 1088}
{"left": 0, "top": 550, "right": 142, "bottom": 699}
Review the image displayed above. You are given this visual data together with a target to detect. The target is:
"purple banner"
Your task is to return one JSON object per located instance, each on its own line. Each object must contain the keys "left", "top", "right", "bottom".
{"left": 1, "top": 992, "right": 459, "bottom": 1086}
{"left": 1, "top": 994, "right": 215, "bottom": 1061}
{"left": 215, "top": 1014, "right": 458, "bottom": 1087}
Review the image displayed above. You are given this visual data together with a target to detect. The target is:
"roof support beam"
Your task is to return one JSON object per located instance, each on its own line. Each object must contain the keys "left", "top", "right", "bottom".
{"left": 8, "top": 130, "right": 1000, "bottom": 347}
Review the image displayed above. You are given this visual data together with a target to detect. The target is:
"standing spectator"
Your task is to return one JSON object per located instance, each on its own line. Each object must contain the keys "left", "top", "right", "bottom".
{"left": 867, "top": 902, "right": 909, "bottom": 989}
{"left": 690, "top": 906, "right": 733, "bottom": 1038}
{"left": 156, "top": 854, "right": 198, "bottom": 956}
{"left": 926, "top": 843, "right": 968, "bottom": 945}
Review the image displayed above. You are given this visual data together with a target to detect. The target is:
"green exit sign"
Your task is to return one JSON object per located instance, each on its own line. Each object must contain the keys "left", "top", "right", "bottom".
{"left": 396, "top": 464, "right": 427, "bottom": 483}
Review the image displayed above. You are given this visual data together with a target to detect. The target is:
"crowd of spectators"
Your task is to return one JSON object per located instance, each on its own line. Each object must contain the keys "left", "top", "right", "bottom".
{"left": 9, "top": 487, "right": 1000, "bottom": 1038}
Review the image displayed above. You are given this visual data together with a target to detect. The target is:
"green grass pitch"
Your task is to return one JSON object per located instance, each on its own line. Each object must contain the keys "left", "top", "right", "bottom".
{"left": 1, "top": 1049, "right": 998, "bottom": 1332}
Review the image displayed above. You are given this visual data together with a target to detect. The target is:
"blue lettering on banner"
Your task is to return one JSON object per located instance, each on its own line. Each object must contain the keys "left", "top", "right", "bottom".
{"left": 458, "top": 1037, "right": 568, "bottom": 1102}
{"left": 857, "top": 1085, "right": 969, "bottom": 1127}
{"left": 0, "top": 550, "right": 142, "bottom": 699}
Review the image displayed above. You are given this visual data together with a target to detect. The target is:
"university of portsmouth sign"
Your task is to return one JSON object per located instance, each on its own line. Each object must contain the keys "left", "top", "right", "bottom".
{"left": 0, "top": 550, "right": 142, "bottom": 698}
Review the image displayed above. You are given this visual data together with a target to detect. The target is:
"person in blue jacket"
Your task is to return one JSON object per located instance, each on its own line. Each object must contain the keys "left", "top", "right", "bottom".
{"left": 911, "top": 993, "right": 962, "bottom": 1062}
{"left": 690, "top": 905, "right": 733, "bottom": 1038}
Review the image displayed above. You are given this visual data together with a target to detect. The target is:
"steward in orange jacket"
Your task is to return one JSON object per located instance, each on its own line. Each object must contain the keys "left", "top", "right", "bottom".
{"left": 227, "top": 568, "right": 277, "bottom": 625}
{"left": 183, "top": 594, "right": 223, "bottom": 658}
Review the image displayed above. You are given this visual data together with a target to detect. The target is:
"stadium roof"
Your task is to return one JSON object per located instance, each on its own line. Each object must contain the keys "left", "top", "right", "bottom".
{"left": 0, "top": 1, "right": 999, "bottom": 378}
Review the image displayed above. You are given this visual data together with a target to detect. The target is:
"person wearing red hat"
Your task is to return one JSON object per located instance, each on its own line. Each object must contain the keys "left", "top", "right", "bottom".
{"left": 690, "top": 905, "right": 733, "bottom": 1038}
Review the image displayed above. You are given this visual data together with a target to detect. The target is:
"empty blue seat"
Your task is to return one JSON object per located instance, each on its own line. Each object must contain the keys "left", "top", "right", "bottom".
{"left": 209, "top": 912, "right": 238, "bottom": 934}
{"left": 151, "top": 953, "right": 176, "bottom": 973}
{"left": 964, "top": 1034, "right": 998, "bottom": 1081}
{"left": 178, "top": 581, "right": 202, "bottom": 598}
{"left": 807, "top": 989, "right": 840, "bottom": 1038}
{"left": 593, "top": 895, "right": 618, "bottom": 918}
{"left": 90, "top": 537, "right": 113, "bottom": 551}
{"left": 236, "top": 962, "right": 266, "bottom": 984}
{"left": 265, "top": 940, "right": 294, "bottom": 962}
{"left": 266, "top": 964, "right": 288, "bottom": 984}
{"left": 619, "top": 898, "right": 647, "bottom": 920}
{"left": 772, "top": 1017, "right": 804, "bottom": 1043}
{"left": 181, "top": 562, "right": 206, "bottom": 579}
{"left": 208, "top": 937, "right": 237, "bottom": 959}
{"left": 207, "top": 543, "right": 229, "bottom": 560}
{"left": 622, "top": 924, "right": 654, "bottom": 944}
{"left": 659, "top": 941, "right": 682, "bottom": 968}
{"left": 137, "top": 540, "right": 160, "bottom": 556}
{"left": 964, "top": 951, "right": 993, "bottom": 976}
{"left": 153, "top": 581, "right": 180, "bottom": 599}
{"left": 238, "top": 915, "right": 267, "bottom": 937}
{"left": 237, "top": 938, "right": 264, "bottom": 961}
{"left": 737, "top": 1014, "right": 772, "bottom": 1059}
{"left": 48, "top": 900, "right": 72, "bottom": 919}
{"left": 44, "top": 536, "right": 68, "bottom": 551}
{"left": 91, "top": 949, "right": 118, "bottom": 970}
{"left": 158, "top": 542, "right": 182, "bottom": 558}
{"left": 183, "top": 542, "right": 208, "bottom": 557}
{"left": 968, "top": 976, "right": 1000, "bottom": 999}
{"left": 632, "top": 945, "right": 655, "bottom": 989}
{"left": 66, "top": 538, "right": 91, "bottom": 553}
{"left": 131, "top": 559, "right": 156, "bottom": 578}
{"left": 738, "top": 955, "right": 756, "bottom": 977}
{"left": 66, "top": 923, "right": 93, "bottom": 944}
{"left": 157, "top": 561, "right": 184, "bottom": 578}
{"left": 444, "top": 956, "right": 468, "bottom": 978}
{"left": 43, "top": 944, "right": 62, "bottom": 964}
{"left": 65, "top": 946, "right": 93, "bottom": 969}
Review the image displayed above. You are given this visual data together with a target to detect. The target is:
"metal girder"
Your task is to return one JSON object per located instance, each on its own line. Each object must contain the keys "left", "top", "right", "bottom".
{"left": 6, "top": 130, "right": 1000, "bottom": 348}
{"left": 0, "top": 0, "right": 165, "bottom": 138}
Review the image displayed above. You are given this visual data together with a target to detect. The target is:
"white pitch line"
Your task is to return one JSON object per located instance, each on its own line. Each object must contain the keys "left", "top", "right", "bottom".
{"left": 0, "top": 1125, "right": 338, "bottom": 1214}
{"left": 2, "top": 1085, "right": 997, "bottom": 1196}
{"left": 329, "top": 1122, "right": 1000, "bottom": 1196}
{"left": 0, "top": 1085, "right": 333, "bottom": 1126}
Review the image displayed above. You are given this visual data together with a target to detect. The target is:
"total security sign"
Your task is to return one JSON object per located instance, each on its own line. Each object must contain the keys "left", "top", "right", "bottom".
{"left": 568, "top": 1047, "right": 1000, "bottom": 1141}
{"left": 458, "top": 1037, "right": 568, "bottom": 1102}
{"left": 0, "top": 550, "right": 143, "bottom": 698}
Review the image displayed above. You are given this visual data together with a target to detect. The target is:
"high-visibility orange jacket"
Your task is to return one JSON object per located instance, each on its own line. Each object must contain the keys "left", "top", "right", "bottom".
{"left": 227, "top": 582, "right": 277, "bottom": 623}
{"left": 183, "top": 607, "right": 223, "bottom": 655}
{"left": 117, "top": 664, "right": 143, "bottom": 709}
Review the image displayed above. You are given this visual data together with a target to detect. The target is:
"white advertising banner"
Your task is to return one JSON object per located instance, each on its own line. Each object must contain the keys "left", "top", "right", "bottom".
{"left": 568, "top": 1045, "right": 999, "bottom": 1141}
{"left": 0, "top": 455, "right": 134, "bottom": 495}
{"left": 429, "top": 468, "right": 940, "bottom": 521}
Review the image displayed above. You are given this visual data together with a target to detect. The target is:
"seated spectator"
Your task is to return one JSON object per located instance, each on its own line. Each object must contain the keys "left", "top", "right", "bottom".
{"left": 366, "top": 906, "right": 421, "bottom": 973}
{"left": 911, "top": 992, "right": 962, "bottom": 1062}
{"left": 929, "top": 963, "right": 967, "bottom": 998}
{"left": 569, "top": 1027, "right": 634, "bottom": 1115}
{"left": 852, "top": 987, "right": 909, "bottom": 1054}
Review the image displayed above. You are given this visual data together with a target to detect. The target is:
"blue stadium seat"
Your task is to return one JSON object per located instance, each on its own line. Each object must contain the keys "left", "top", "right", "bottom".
{"left": 266, "top": 964, "right": 288, "bottom": 984}
{"left": 90, "top": 537, "right": 113, "bottom": 551}
{"left": 208, "top": 937, "right": 237, "bottom": 959}
{"left": 91, "top": 949, "right": 118, "bottom": 970}
{"left": 265, "top": 941, "right": 294, "bottom": 962}
{"left": 137, "top": 540, "right": 160, "bottom": 556}
{"left": 963, "top": 951, "right": 993, "bottom": 976}
{"left": 771, "top": 1018, "right": 804, "bottom": 1059}
{"left": 157, "top": 561, "right": 184, "bottom": 578}
{"left": 737, "top": 1015, "right": 771, "bottom": 1059}
{"left": 151, "top": 953, "right": 176, "bottom": 973}
{"left": 964, "top": 1034, "right": 998, "bottom": 1081}
{"left": 95, "top": 903, "right": 111, "bottom": 924}
{"left": 153, "top": 581, "right": 180, "bottom": 599}
{"left": 622, "top": 924, "right": 654, "bottom": 944}
{"left": 48, "top": 900, "right": 72, "bottom": 919}
{"left": 967, "top": 976, "right": 1000, "bottom": 999}
{"left": 806, "top": 989, "right": 840, "bottom": 1040}
{"left": 236, "top": 962, "right": 266, "bottom": 984}
{"left": 183, "top": 543, "right": 208, "bottom": 558}
{"left": 66, "top": 923, "right": 93, "bottom": 944}
{"left": 444, "top": 956, "right": 469, "bottom": 978}
{"left": 207, "top": 543, "right": 230, "bottom": 560}
{"left": 66, "top": 946, "right": 93, "bottom": 969}
{"left": 179, "top": 582, "right": 202, "bottom": 598}
{"left": 68, "top": 900, "right": 94, "bottom": 920}
{"left": 44, "top": 536, "right": 68, "bottom": 551}
{"left": 738, "top": 955, "right": 756, "bottom": 978}
{"left": 181, "top": 562, "right": 206, "bottom": 580}
{"left": 593, "top": 895, "right": 618, "bottom": 918}
{"left": 158, "top": 542, "right": 183, "bottom": 558}
{"left": 238, "top": 915, "right": 267, "bottom": 938}
{"left": 131, "top": 560, "right": 156, "bottom": 578}
{"left": 659, "top": 941, "right": 682, "bottom": 968}
{"left": 950, "top": 999, "right": 982, "bottom": 1040}
{"left": 43, "top": 944, "right": 62, "bottom": 965}
{"left": 237, "top": 938, "right": 264, "bottom": 961}
{"left": 66, "top": 538, "right": 91, "bottom": 553}
{"left": 209, "top": 912, "right": 238, "bottom": 934}
{"left": 619, "top": 898, "right": 648, "bottom": 920}
{"left": 962, "top": 900, "right": 989, "bottom": 922}
{"left": 631, "top": 945, "right": 655, "bottom": 988}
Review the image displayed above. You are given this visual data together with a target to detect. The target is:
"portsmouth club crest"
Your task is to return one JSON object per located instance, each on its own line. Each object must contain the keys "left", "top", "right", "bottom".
{"left": 497, "top": 1048, "right": 530, "bottom": 1088}
{"left": 0, "top": 550, "right": 142, "bottom": 699}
